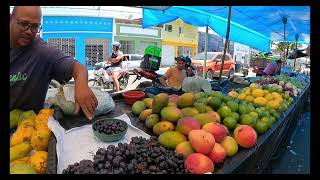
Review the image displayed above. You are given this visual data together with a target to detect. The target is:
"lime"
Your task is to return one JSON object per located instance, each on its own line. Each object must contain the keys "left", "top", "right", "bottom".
{"left": 217, "top": 106, "right": 232, "bottom": 118}
{"left": 255, "top": 120, "right": 269, "bottom": 134}
{"left": 272, "top": 111, "right": 280, "bottom": 120}
{"left": 247, "top": 104, "right": 256, "bottom": 113}
{"left": 269, "top": 116, "right": 276, "bottom": 124}
{"left": 223, "top": 117, "right": 237, "bottom": 130}
{"left": 193, "top": 103, "right": 207, "bottom": 113}
{"left": 258, "top": 111, "right": 271, "bottom": 118}
{"left": 229, "top": 112, "right": 240, "bottom": 121}
{"left": 223, "top": 96, "right": 233, "bottom": 103}
{"left": 260, "top": 116, "right": 273, "bottom": 128}
{"left": 210, "top": 91, "right": 224, "bottom": 99}
{"left": 240, "top": 114, "right": 257, "bottom": 128}
{"left": 288, "top": 97, "right": 294, "bottom": 104}
{"left": 226, "top": 101, "right": 239, "bottom": 112}
{"left": 238, "top": 104, "right": 248, "bottom": 115}
{"left": 278, "top": 104, "right": 287, "bottom": 113}
{"left": 208, "top": 97, "right": 222, "bottom": 110}
{"left": 249, "top": 111, "right": 259, "bottom": 120}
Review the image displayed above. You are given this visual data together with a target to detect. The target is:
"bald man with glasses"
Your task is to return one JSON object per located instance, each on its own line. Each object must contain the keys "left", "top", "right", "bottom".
{"left": 10, "top": 6, "right": 98, "bottom": 120}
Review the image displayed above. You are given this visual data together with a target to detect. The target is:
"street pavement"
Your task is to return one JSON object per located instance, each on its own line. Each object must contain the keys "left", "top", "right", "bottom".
{"left": 264, "top": 98, "right": 310, "bottom": 174}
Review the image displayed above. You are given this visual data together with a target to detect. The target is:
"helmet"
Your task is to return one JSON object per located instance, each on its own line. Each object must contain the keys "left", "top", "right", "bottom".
{"left": 112, "top": 42, "right": 121, "bottom": 49}
{"left": 185, "top": 56, "right": 192, "bottom": 67}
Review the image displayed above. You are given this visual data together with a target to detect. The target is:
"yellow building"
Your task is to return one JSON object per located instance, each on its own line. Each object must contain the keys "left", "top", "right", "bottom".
{"left": 161, "top": 19, "right": 199, "bottom": 66}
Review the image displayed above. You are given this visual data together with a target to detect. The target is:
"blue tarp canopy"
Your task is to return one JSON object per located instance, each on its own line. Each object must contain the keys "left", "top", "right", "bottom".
{"left": 142, "top": 6, "right": 310, "bottom": 52}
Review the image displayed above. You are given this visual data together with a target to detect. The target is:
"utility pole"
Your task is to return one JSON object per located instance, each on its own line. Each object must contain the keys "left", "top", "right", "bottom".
{"left": 203, "top": 26, "right": 209, "bottom": 78}
{"left": 282, "top": 17, "right": 288, "bottom": 62}
{"left": 294, "top": 34, "right": 299, "bottom": 70}
{"left": 219, "top": 6, "right": 232, "bottom": 81}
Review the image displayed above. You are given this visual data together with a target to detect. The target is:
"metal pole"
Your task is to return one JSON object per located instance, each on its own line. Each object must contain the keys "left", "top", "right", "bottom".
{"left": 294, "top": 34, "right": 299, "bottom": 70}
{"left": 282, "top": 17, "right": 287, "bottom": 61}
{"left": 203, "top": 26, "right": 209, "bottom": 78}
{"left": 219, "top": 6, "right": 232, "bottom": 81}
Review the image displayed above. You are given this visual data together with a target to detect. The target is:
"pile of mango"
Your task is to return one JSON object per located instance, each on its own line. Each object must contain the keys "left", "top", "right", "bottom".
{"left": 10, "top": 108, "right": 54, "bottom": 174}
{"left": 131, "top": 92, "right": 259, "bottom": 174}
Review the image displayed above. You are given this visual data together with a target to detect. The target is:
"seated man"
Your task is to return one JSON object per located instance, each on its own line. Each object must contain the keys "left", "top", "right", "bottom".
{"left": 159, "top": 56, "right": 191, "bottom": 89}
{"left": 262, "top": 59, "right": 283, "bottom": 76}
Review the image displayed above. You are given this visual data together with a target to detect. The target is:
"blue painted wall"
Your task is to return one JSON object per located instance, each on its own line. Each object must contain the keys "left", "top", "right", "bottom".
{"left": 42, "top": 16, "right": 113, "bottom": 69}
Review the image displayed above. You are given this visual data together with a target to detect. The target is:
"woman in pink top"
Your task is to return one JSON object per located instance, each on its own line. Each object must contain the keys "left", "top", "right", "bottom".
{"left": 262, "top": 59, "right": 283, "bottom": 76}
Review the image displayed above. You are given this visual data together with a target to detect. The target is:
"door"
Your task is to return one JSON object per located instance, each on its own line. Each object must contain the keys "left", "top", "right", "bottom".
{"left": 161, "top": 45, "right": 175, "bottom": 66}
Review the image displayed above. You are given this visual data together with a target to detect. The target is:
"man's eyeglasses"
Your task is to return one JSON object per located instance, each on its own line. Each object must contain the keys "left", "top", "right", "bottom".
{"left": 14, "top": 18, "right": 42, "bottom": 33}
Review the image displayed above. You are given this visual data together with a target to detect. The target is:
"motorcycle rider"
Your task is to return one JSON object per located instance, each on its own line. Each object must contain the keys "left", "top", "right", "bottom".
{"left": 107, "top": 42, "right": 124, "bottom": 92}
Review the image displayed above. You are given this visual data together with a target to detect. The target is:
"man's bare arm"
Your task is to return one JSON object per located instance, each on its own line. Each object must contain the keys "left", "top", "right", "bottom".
{"left": 159, "top": 76, "right": 169, "bottom": 87}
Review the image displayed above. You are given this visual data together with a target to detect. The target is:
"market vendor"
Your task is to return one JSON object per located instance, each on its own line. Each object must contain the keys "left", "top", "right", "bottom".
{"left": 159, "top": 56, "right": 192, "bottom": 89}
{"left": 10, "top": 6, "right": 98, "bottom": 120}
{"left": 262, "top": 59, "right": 283, "bottom": 76}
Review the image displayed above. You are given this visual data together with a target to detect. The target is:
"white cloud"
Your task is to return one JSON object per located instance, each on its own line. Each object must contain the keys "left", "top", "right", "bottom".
{"left": 270, "top": 32, "right": 283, "bottom": 41}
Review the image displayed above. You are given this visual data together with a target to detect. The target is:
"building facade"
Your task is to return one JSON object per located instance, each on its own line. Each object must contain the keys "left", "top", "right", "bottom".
{"left": 41, "top": 15, "right": 114, "bottom": 70}
{"left": 233, "top": 42, "right": 250, "bottom": 65}
{"left": 161, "top": 19, "right": 199, "bottom": 66}
{"left": 114, "top": 19, "right": 162, "bottom": 55}
{"left": 197, "top": 32, "right": 234, "bottom": 56}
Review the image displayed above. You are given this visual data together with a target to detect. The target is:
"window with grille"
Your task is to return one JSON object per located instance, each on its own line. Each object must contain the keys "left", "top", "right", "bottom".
{"left": 119, "top": 40, "right": 135, "bottom": 54}
{"left": 47, "top": 38, "right": 75, "bottom": 57}
{"left": 85, "top": 38, "right": 109, "bottom": 67}
{"left": 165, "top": 25, "right": 172, "bottom": 32}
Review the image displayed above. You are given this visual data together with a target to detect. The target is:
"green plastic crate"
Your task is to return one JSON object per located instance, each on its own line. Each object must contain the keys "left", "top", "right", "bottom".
{"left": 144, "top": 45, "right": 161, "bottom": 57}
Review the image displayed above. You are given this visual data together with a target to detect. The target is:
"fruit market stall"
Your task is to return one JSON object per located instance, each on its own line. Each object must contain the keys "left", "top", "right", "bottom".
{"left": 40, "top": 74, "right": 310, "bottom": 174}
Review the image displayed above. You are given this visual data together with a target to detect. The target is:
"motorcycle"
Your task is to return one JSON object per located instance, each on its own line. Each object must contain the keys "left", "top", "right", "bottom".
{"left": 88, "top": 62, "right": 130, "bottom": 91}
{"left": 130, "top": 68, "right": 162, "bottom": 89}
{"left": 131, "top": 63, "right": 197, "bottom": 89}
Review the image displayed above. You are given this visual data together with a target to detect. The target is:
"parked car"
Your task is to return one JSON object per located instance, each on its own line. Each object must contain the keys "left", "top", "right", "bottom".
{"left": 191, "top": 52, "right": 235, "bottom": 79}
{"left": 122, "top": 54, "right": 144, "bottom": 70}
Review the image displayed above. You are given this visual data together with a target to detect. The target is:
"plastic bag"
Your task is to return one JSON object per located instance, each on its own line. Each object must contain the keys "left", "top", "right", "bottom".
{"left": 46, "top": 84, "right": 115, "bottom": 116}
{"left": 182, "top": 76, "right": 212, "bottom": 93}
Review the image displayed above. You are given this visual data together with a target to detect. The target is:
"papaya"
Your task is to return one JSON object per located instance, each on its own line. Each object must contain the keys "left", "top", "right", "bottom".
{"left": 10, "top": 157, "right": 30, "bottom": 167}
{"left": 18, "top": 110, "right": 37, "bottom": 123}
{"left": 29, "top": 151, "right": 48, "bottom": 174}
{"left": 35, "top": 114, "right": 50, "bottom": 130}
{"left": 10, "top": 142, "right": 32, "bottom": 162}
{"left": 31, "top": 128, "right": 51, "bottom": 151}
{"left": 10, "top": 162, "right": 37, "bottom": 174}
{"left": 10, "top": 109, "right": 23, "bottom": 129}
{"left": 39, "top": 108, "right": 54, "bottom": 116}
{"left": 10, "top": 127, "right": 36, "bottom": 147}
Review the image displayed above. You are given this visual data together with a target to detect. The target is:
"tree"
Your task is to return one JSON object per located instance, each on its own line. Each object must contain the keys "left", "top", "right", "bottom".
{"left": 272, "top": 42, "right": 301, "bottom": 59}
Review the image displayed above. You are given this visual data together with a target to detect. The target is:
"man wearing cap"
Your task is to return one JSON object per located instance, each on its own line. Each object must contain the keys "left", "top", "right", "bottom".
{"left": 159, "top": 56, "right": 191, "bottom": 89}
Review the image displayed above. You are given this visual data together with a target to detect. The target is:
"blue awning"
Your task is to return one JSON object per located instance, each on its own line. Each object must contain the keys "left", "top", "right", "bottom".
{"left": 142, "top": 6, "right": 310, "bottom": 52}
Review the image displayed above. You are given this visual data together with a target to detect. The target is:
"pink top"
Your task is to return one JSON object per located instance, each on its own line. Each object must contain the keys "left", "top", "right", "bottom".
{"left": 263, "top": 62, "right": 280, "bottom": 75}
